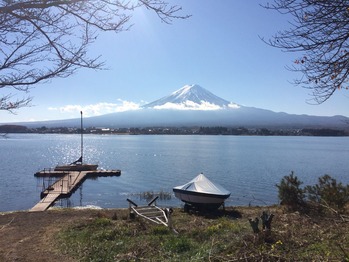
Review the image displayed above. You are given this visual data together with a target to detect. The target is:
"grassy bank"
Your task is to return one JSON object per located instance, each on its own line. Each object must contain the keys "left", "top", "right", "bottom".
{"left": 55, "top": 206, "right": 349, "bottom": 261}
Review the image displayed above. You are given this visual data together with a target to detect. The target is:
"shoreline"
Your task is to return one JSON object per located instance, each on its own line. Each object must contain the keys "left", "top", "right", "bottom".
{"left": 0, "top": 204, "right": 271, "bottom": 215}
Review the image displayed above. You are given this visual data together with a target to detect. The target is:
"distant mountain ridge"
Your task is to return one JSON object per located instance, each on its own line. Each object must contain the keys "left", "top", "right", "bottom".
{"left": 3, "top": 84, "right": 349, "bottom": 129}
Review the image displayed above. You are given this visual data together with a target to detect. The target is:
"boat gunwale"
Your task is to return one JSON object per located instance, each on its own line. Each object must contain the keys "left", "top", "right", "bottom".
{"left": 173, "top": 188, "right": 231, "bottom": 199}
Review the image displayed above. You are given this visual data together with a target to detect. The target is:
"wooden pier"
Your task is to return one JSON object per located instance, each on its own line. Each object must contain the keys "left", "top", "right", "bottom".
{"left": 30, "top": 169, "right": 121, "bottom": 212}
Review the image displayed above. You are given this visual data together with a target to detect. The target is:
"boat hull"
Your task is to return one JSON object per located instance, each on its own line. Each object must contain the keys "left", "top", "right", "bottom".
{"left": 54, "top": 164, "right": 98, "bottom": 172}
{"left": 173, "top": 188, "right": 230, "bottom": 207}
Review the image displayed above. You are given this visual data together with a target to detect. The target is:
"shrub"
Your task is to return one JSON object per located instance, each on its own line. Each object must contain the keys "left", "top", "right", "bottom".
{"left": 305, "top": 174, "right": 349, "bottom": 211}
{"left": 276, "top": 171, "right": 305, "bottom": 210}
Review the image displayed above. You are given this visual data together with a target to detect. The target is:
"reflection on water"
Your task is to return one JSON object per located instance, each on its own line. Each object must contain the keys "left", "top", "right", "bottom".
{"left": 48, "top": 185, "right": 83, "bottom": 209}
{"left": 54, "top": 198, "right": 74, "bottom": 209}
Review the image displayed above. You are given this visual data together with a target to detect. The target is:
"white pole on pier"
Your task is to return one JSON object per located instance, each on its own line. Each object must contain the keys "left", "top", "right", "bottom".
{"left": 80, "top": 111, "right": 83, "bottom": 164}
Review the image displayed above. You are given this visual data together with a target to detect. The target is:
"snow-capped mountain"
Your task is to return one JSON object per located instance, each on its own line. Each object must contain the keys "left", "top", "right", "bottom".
{"left": 8, "top": 84, "right": 349, "bottom": 129}
{"left": 142, "top": 84, "right": 239, "bottom": 110}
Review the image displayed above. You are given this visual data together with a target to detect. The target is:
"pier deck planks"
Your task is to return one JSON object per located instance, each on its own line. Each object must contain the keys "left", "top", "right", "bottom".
{"left": 30, "top": 193, "right": 61, "bottom": 212}
{"left": 30, "top": 170, "right": 121, "bottom": 212}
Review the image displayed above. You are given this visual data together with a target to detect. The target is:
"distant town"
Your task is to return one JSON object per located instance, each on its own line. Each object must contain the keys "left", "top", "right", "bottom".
{"left": 0, "top": 124, "right": 348, "bottom": 136}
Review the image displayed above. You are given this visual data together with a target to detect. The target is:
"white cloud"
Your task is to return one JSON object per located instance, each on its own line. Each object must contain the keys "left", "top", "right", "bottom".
{"left": 49, "top": 100, "right": 141, "bottom": 117}
{"left": 228, "top": 103, "right": 240, "bottom": 109}
{"left": 153, "top": 101, "right": 220, "bottom": 110}
{"left": 153, "top": 101, "right": 240, "bottom": 110}
{"left": 27, "top": 118, "right": 38, "bottom": 122}
{"left": 47, "top": 100, "right": 241, "bottom": 117}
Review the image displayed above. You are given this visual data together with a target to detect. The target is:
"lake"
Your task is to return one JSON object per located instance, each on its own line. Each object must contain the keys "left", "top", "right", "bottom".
{"left": 1, "top": 134, "right": 349, "bottom": 212}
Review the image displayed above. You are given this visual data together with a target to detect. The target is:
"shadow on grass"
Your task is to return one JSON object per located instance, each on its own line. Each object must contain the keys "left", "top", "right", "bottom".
{"left": 183, "top": 204, "right": 242, "bottom": 219}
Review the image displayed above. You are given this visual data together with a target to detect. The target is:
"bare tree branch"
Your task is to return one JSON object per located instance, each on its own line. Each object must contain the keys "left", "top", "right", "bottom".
{"left": 262, "top": 0, "right": 349, "bottom": 104}
{"left": 0, "top": 0, "right": 189, "bottom": 112}
{"left": 0, "top": 94, "right": 32, "bottom": 113}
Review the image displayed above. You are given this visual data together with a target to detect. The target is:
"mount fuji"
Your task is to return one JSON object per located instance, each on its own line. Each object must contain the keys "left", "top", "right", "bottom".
{"left": 142, "top": 84, "right": 240, "bottom": 110}
{"left": 9, "top": 84, "right": 349, "bottom": 129}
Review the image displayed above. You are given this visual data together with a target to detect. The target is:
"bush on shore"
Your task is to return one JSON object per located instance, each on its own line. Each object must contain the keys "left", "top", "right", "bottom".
{"left": 276, "top": 172, "right": 349, "bottom": 213}
{"left": 276, "top": 171, "right": 305, "bottom": 211}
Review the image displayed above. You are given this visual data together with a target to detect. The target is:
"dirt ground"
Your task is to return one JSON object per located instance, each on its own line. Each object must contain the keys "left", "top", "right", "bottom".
{"left": 0, "top": 208, "right": 121, "bottom": 262}
{"left": 0, "top": 206, "right": 259, "bottom": 262}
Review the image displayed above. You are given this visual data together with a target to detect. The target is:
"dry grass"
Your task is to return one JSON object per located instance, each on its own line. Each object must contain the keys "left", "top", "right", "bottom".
{"left": 54, "top": 206, "right": 349, "bottom": 261}
{"left": 1, "top": 205, "right": 348, "bottom": 261}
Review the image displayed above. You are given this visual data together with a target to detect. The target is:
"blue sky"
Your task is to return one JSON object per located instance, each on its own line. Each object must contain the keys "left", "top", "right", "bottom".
{"left": 1, "top": 1, "right": 348, "bottom": 123}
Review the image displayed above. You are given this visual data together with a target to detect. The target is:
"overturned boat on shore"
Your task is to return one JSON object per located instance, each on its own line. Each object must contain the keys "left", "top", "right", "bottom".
{"left": 173, "top": 173, "right": 230, "bottom": 209}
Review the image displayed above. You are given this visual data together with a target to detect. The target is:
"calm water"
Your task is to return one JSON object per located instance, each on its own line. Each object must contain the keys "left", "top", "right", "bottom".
{"left": 1, "top": 134, "right": 349, "bottom": 212}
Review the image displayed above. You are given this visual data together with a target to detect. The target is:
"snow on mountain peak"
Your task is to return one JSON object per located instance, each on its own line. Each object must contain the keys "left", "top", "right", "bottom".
{"left": 142, "top": 84, "right": 240, "bottom": 110}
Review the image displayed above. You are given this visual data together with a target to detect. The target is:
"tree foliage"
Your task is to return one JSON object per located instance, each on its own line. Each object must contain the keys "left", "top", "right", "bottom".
{"left": 277, "top": 172, "right": 349, "bottom": 212}
{"left": 0, "top": 0, "right": 189, "bottom": 112}
{"left": 305, "top": 174, "right": 349, "bottom": 211}
{"left": 263, "top": 0, "right": 349, "bottom": 103}
{"left": 276, "top": 171, "right": 305, "bottom": 210}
